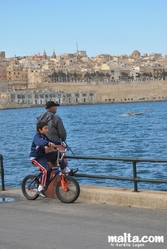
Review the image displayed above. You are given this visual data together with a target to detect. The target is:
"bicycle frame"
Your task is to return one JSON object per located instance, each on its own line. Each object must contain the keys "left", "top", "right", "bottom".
{"left": 47, "top": 166, "right": 61, "bottom": 186}
{"left": 22, "top": 146, "right": 80, "bottom": 202}
{"left": 30, "top": 148, "right": 68, "bottom": 190}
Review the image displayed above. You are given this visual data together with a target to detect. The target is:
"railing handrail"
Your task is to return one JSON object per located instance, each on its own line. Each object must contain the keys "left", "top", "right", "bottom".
{"left": 65, "top": 155, "right": 167, "bottom": 192}
{"left": 0, "top": 154, "right": 166, "bottom": 192}
{"left": 0, "top": 154, "right": 5, "bottom": 190}
{"left": 66, "top": 155, "right": 167, "bottom": 163}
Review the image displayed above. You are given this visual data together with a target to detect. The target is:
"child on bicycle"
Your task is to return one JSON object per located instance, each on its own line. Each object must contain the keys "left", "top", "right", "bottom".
{"left": 30, "top": 121, "right": 77, "bottom": 197}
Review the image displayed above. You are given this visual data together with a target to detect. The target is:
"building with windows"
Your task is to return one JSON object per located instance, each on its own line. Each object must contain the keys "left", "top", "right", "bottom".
{"left": 0, "top": 51, "right": 5, "bottom": 58}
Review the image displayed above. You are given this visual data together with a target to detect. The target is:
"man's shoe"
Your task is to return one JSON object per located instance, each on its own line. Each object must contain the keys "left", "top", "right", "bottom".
{"left": 37, "top": 190, "right": 47, "bottom": 198}
{"left": 68, "top": 168, "right": 78, "bottom": 176}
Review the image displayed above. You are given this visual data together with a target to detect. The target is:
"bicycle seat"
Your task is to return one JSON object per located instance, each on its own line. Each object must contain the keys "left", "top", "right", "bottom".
{"left": 55, "top": 144, "right": 66, "bottom": 153}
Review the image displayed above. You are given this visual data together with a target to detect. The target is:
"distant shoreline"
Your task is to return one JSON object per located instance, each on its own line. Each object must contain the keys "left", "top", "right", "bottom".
{"left": 1, "top": 79, "right": 167, "bottom": 109}
{"left": 0, "top": 99, "right": 167, "bottom": 111}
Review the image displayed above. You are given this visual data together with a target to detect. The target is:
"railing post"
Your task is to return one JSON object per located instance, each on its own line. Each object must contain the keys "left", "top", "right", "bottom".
{"left": 0, "top": 154, "right": 5, "bottom": 191}
{"left": 132, "top": 161, "right": 138, "bottom": 192}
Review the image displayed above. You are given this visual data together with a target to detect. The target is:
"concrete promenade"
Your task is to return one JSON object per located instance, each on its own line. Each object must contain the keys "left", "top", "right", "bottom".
{"left": 0, "top": 186, "right": 167, "bottom": 249}
{"left": 0, "top": 186, "right": 167, "bottom": 210}
{"left": 1, "top": 185, "right": 167, "bottom": 210}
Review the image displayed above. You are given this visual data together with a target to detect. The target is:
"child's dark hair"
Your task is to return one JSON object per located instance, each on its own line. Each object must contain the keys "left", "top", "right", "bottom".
{"left": 37, "top": 121, "right": 48, "bottom": 131}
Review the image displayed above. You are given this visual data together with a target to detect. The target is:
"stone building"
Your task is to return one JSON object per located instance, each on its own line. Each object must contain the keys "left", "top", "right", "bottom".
{"left": 5, "top": 88, "right": 97, "bottom": 107}
{"left": 52, "top": 50, "right": 56, "bottom": 59}
{"left": 130, "top": 50, "right": 141, "bottom": 59}
{"left": 0, "top": 63, "right": 7, "bottom": 81}
{"left": 0, "top": 51, "right": 5, "bottom": 58}
{"left": 43, "top": 50, "right": 47, "bottom": 60}
{"left": 0, "top": 48, "right": 167, "bottom": 107}
{"left": 0, "top": 68, "right": 7, "bottom": 81}
{"left": 152, "top": 64, "right": 164, "bottom": 79}
{"left": 27, "top": 68, "right": 41, "bottom": 89}
{"left": 6, "top": 64, "right": 28, "bottom": 90}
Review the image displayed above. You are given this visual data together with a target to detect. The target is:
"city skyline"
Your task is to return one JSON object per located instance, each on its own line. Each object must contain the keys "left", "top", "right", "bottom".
{"left": 0, "top": 0, "right": 167, "bottom": 58}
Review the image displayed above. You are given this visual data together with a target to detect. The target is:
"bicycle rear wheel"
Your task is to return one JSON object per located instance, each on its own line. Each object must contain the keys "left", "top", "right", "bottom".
{"left": 55, "top": 176, "right": 80, "bottom": 203}
{"left": 21, "top": 175, "right": 39, "bottom": 200}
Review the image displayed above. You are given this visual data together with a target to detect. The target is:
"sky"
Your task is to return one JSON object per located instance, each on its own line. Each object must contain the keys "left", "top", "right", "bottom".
{"left": 0, "top": 0, "right": 167, "bottom": 58}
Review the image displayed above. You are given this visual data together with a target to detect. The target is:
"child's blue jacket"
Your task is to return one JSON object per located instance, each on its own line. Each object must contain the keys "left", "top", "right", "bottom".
{"left": 30, "top": 133, "right": 60, "bottom": 159}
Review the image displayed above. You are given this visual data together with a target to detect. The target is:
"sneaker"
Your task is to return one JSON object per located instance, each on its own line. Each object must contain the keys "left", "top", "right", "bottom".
{"left": 37, "top": 190, "right": 47, "bottom": 198}
{"left": 68, "top": 168, "right": 78, "bottom": 176}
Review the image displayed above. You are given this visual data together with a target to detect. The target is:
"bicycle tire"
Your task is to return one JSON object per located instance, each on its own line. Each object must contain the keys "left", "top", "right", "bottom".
{"left": 55, "top": 176, "right": 80, "bottom": 203}
{"left": 21, "top": 175, "right": 39, "bottom": 200}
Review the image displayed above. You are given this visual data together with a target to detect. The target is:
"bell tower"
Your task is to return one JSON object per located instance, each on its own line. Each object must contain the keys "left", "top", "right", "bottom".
{"left": 52, "top": 50, "right": 56, "bottom": 59}
{"left": 43, "top": 50, "right": 47, "bottom": 59}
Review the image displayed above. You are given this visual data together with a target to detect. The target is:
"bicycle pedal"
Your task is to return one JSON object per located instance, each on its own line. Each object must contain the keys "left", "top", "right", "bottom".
{"left": 68, "top": 168, "right": 79, "bottom": 176}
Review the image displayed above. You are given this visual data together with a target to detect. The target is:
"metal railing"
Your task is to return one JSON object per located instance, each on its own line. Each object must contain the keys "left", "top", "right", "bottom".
{"left": 0, "top": 153, "right": 167, "bottom": 192}
{"left": 65, "top": 155, "right": 167, "bottom": 192}
{"left": 0, "top": 154, "right": 5, "bottom": 190}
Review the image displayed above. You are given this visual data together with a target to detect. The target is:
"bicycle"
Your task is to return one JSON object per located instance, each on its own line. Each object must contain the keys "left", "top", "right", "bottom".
{"left": 21, "top": 146, "right": 80, "bottom": 203}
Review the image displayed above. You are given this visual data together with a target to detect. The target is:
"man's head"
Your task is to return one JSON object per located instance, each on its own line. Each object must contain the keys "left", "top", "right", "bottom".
{"left": 37, "top": 121, "right": 48, "bottom": 134}
{"left": 45, "top": 101, "right": 59, "bottom": 114}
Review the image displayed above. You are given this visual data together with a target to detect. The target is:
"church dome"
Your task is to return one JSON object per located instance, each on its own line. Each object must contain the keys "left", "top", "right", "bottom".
{"left": 131, "top": 50, "right": 140, "bottom": 58}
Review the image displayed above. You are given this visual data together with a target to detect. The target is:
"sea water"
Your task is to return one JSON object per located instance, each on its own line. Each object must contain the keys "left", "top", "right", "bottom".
{"left": 0, "top": 101, "right": 167, "bottom": 191}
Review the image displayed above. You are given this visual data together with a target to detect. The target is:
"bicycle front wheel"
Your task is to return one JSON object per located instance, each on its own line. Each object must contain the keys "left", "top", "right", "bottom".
{"left": 55, "top": 176, "right": 80, "bottom": 203}
{"left": 21, "top": 175, "right": 39, "bottom": 200}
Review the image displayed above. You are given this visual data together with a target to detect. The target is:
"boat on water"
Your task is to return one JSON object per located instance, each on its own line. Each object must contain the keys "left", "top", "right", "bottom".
{"left": 127, "top": 107, "right": 146, "bottom": 116}
{"left": 127, "top": 111, "right": 144, "bottom": 116}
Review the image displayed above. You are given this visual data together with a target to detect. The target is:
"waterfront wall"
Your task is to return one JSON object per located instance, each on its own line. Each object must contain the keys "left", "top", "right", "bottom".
{"left": 36, "top": 79, "right": 167, "bottom": 103}
{"left": 0, "top": 80, "right": 167, "bottom": 108}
